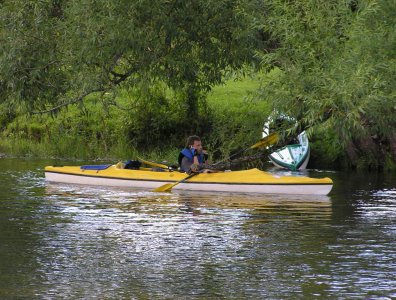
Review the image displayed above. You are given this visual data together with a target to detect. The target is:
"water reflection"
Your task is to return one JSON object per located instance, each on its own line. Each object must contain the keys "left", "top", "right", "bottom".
{"left": 1, "top": 159, "right": 396, "bottom": 299}
{"left": 44, "top": 183, "right": 333, "bottom": 222}
{"left": 357, "top": 188, "right": 396, "bottom": 219}
{"left": 37, "top": 184, "right": 336, "bottom": 298}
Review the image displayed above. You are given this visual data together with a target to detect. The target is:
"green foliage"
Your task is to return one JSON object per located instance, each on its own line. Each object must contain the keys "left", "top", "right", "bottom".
{"left": 205, "top": 74, "right": 269, "bottom": 159}
{"left": 1, "top": 98, "right": 125, "bottom": 159}
{"left": 0, "top": 1, "right": 68, "bottom": 108}
{"left": 120, "top": 83, "right": 187, "bottom": 150}
{"left": 0, "top": 75, "right": 269, "bottom": 163}
{"left": 1, "top": 0, "right": 395, "bottom": 170}
{"left": 0, "top": 0, "right": 265, "bottom": 118}
{"left": 257, "top": 0, "right": 396, "bottom": 169}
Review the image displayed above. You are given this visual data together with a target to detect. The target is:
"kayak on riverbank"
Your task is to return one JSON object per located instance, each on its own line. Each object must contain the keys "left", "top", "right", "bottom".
{"left": 44, "top": 163, "right": 333, "bottom": 195}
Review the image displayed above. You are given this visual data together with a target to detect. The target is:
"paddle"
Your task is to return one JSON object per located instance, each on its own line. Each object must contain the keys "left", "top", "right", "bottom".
{"left": 152, "top": 132, "right": 279, "bottom": 193}
{"left": 210, "top": 132, "right": 279, "bottom": 168}
{"left": 137, "top": 157, "right": 171, "bottom": 170}
{"left": 249, "top": 132, "right": 279, "bottom": 150}
{"left": 152, "top": 172, "right": 198, "bottom": 192}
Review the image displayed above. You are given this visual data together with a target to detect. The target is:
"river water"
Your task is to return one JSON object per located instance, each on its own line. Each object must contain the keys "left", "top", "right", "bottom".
{"left": 0, "top": 158, "right": 395, "bottom": 299}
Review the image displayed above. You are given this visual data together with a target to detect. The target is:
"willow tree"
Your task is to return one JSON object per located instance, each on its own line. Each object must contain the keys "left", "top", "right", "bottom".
{"left": 0, "top": 0, "right": 265, "bottom": 125}
{"left": 258, "top": 0, "right": 396, "bottom": 169}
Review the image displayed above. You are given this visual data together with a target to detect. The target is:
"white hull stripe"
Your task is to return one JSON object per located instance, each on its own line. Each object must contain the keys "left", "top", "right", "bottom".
{"left": 45, "top": 171, "right": 330, "bottom": 186}
{"left": 45, "top": 172, "right": 332, "bottom": 195}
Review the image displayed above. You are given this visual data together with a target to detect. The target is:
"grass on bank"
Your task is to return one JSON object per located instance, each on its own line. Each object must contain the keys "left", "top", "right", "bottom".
{"left": 0, "top": 75, "right": 269, "bottom": 164}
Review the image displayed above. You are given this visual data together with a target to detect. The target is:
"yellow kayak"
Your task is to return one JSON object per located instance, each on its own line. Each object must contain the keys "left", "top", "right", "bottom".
{"left": 44, "top": 164, "right": 333, "bottom": 195}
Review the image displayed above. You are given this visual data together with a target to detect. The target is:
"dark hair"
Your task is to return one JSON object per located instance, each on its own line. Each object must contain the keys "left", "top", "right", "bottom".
{"left": 186, "top": 135, "right": 201, "bottom": 147}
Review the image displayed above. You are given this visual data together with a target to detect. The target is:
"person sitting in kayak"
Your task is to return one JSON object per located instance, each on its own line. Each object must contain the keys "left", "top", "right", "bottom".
{"left": 178, "top": 135, "right": 210, "bottom": 173}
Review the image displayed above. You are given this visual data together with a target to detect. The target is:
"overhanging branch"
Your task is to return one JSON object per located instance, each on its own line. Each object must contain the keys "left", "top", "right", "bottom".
{"left": 32, "top": 87, "right": 106, "bottom": 114}
{"left": 31, "top": 62, "right": 141, "bottom": 114}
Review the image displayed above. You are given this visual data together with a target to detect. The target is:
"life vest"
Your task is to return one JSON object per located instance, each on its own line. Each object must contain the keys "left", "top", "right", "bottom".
{"left": 178, "top": 148, "right": 205, "bottom": 166}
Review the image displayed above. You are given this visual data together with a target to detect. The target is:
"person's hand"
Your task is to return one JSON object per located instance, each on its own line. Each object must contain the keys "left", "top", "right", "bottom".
{"left": 190, "top": 163, "right": 199, "bottom": 172}
{"left": 190, "top": 147, "right": 198, "bottom": 156}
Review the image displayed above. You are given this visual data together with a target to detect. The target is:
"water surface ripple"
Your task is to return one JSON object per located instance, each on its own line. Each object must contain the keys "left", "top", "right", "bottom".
{"left": 0, "top": 159, "right": 395, "bottom": 299}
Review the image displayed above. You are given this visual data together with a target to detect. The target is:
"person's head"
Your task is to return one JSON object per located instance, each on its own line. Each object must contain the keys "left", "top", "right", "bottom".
{"left": 186, "top": 135, "right": 202, "bottom": 151}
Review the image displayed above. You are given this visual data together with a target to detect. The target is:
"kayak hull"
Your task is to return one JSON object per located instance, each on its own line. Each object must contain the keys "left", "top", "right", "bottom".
{"left": 44, "top": 165, "right": 333, "bottom": 195}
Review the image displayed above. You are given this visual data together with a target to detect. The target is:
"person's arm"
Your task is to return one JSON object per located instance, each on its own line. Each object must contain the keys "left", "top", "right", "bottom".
{"left": 180, "top": 156, "right": 193, "bottom": 173}
{"left": 203, "top": 151, "right": 209, "bottom": 164}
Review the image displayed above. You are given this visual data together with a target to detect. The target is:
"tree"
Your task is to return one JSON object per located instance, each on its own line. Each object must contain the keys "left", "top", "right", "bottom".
{"left": 0, "top": 0, "right": 266, "bottom": 124}
{"left": 257, "top": 0, "right": 396, "bottom": 169}
{"left": 0, "top": 1, "right": 67, "bottom": 109}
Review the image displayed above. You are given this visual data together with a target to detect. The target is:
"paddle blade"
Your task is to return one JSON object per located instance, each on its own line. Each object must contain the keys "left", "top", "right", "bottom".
{"left": 250, "top": 132, "right": 279, "bottom": 149}
{"left": 152, "top": 183, "right": 176, "bottom": 192}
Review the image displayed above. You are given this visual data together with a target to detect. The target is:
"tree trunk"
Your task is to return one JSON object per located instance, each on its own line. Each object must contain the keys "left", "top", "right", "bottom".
{"left": 345, "top": 141, "right": 359, "bottom": 168}
{"left": 389, "top": 134, "right": 396, "bottom": 163}
{"left": 185, "top": 85, "right": 200, "bottom": 133}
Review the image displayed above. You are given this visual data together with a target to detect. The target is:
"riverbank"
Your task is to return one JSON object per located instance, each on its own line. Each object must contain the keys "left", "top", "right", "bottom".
{"left": 0, "top": 76, "right": 270, "bottom": 165}
{"left": 2, "top": 75, "right": 386, "bottom": 171}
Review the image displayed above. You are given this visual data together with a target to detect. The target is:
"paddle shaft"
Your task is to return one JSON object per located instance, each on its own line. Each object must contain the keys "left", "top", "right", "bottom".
{"left": 152, "top": 172, "right": 199, "bottom": 192}
{"left": 173, "top": 172, "right": 198, "bottom": 185}
{"left": 211, "top": 132, "right": 279, "bottom": 167}
{"left": 210, "top": 148, "right": 248, "bottom": 168}
{"left": 138, "top": 157, "right": 174, "bottom": 171}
